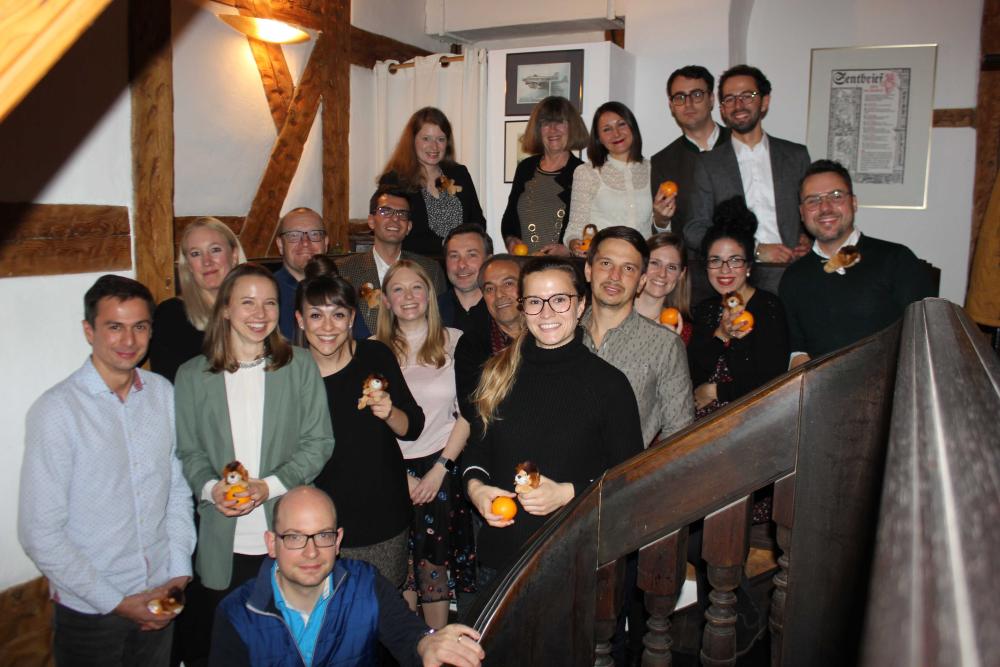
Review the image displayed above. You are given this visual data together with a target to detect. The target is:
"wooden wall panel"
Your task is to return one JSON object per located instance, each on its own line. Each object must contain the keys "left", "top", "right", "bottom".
{"left": 0, "top": 203, "right": 130, "bottom": 277}
{"left": 323, "top": 0, "right": 351, "bottom": 251}
{"left": 129, "top": 0, "right": 175, "bottom": 303}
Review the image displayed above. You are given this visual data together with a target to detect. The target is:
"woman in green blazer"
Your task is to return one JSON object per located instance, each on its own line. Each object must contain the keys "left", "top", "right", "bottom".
{"left": 173, "top": 263, "right": 334, "bottom": 665}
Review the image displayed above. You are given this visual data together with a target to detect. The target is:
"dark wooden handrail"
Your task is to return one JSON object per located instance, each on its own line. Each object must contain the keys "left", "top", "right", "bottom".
{"left": 466, "top": 299, "right": 906, "bottom": 664}
{"left": 861, "top": 299, "right": 1000, "bottom": 666}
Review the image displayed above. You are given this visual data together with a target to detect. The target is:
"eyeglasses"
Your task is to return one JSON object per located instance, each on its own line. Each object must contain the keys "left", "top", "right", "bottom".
{"left": 670, "top": 89, "right": 708, "bottom": 106}
{"left": 720, "top": 91, "right": 761, "bottom": 107}
{"left": 374, "top": 206, "right": 411, "bottom": 221}
{"left": 706, "top": 256, "right": 748, "bottom": 270}
{"left": 280, "top": 230, "right": 326, "bottom": 244}
{"left": 801, "top": 189, "right": 852, "bottom": 210}
{"left": 519, "top": 293, "right": 577, "bottom": 315}
{"left": 275, "top": 531, "right": 338, "bottom": 550}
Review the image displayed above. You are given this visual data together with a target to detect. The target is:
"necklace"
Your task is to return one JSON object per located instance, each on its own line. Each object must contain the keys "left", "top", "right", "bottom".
{"left": 237, "top": 356, "right": 267, "bottom": 370}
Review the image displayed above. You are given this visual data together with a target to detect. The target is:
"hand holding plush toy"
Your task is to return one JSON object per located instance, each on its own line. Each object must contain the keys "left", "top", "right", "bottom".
{"left": 514, "top": 461, "right": 541, "bottom": 495}
{"left": 147, "top": 587, "right": 186, "bottom": 615}
{"left": 222, "top": 461, "right": 251, "bottom": 506}
{"left": 358, "top": 373, "right": 389, "bottom": 410}
{"left": 577, "top": 224, "right": 598, "bottom": 253}
{"left": 722, "top": 292, "right": 754, "bottom": 335}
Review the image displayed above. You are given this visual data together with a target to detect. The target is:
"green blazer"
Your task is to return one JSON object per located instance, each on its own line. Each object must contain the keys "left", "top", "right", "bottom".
{"left": 174, "top": 347, "right": 335, "bottom": 589}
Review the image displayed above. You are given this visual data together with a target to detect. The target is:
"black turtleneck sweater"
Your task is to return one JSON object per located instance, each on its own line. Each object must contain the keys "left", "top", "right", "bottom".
{"left": 462, "top": 328, "right": 644, "bottom": 571}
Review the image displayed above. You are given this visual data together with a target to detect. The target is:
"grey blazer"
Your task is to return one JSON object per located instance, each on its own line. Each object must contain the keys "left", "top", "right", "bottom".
{"left": 174, "top": 348, "right": 334, "bottom": 589}
{"left": 335, "top": 250, "right": 446, "bottom": 334}
{"left": 684, "top": 135, "right": 811, "bottom": 252}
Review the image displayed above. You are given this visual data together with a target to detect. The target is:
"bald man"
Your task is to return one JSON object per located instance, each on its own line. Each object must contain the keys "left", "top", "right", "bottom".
{"left": 274, "top": 208, "right": 329, "bottom": 339}
{"left": 210, "top": 487, "right": 484, "bottom": 667}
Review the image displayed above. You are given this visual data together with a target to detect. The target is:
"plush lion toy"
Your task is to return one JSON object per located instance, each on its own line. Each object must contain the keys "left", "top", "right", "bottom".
{"left": 360, "top": 283, "right": 382, "bottom": 309}
{"left": 222, "top": 461, "right": 251, "bottom": 506}
{"left": 578, "top": 224, "right": 598, "bottom": 253}
{"left": 358, "top": 373, "right": 389, "bottom": 410}
{"left": 824, "top": 245, "right": 861, "bottom": 273}
{"left": 147, "top": 587, "right": 186, "bottom": 615}
{"left": 436, "top": 175, "right": 463, "bottom": 196}
{"left": 514, "top": 461, "right": 541, "bottom": 494}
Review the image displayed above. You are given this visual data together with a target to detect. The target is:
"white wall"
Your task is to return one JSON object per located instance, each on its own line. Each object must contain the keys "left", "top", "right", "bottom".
{"left": 0, "top": 0, "right": 133, "bottom": 590}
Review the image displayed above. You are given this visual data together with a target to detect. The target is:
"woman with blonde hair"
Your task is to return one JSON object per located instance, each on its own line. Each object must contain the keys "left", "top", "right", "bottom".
{"left": 378, "top": 106, "right": 485, "bottom": 256}
{"left": 635, "top": 232, "right": 693, "bottom": 344}
{"left": 173, "top": 263, "right": 334, "bottom": 664}
{"left": 150, "top": 216, "right": 246, "bottom": 382}
{"left": 501, "top": 96, "right": 589, "bottom": 256}
{"left": 375, "top": 259, "right": 475, "bottom": 628}
{"left": 463, "top": 257, "right": 643, "bottom": 587}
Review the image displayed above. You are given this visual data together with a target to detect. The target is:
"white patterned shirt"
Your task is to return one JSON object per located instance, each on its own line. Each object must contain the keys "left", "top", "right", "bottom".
{"left": 566, "top": 159, "right": 654, "bottom": 243}
{"left": 732, "top": 133, "right": 781, "bottom": 244}
{"left": 18, "top": 359, "right": 195, "bottom": 614}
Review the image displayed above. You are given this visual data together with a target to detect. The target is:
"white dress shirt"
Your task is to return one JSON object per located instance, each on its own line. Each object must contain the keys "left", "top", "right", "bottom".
{"left": 732, "top": 134, "right": 781, "bottom": 244}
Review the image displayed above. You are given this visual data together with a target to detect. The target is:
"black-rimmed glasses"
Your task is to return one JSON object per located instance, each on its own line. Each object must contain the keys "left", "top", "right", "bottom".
{"left": 519, "top": 293, "right": 577, "bottom": 315}
{"left": 374, "top": 206, "right": 412, "bottom": 221}
{"left": 720, "top": 91, "right": 760, "bottom": 107}
{"left": 706, "top": 256, "right": 748, "bottom": 270}
{"left": 280, "top": 230, "right": 326, "bottom": 244}
{"left": 275, "top": 531, "right": 338, "bottom": 549}
{"left": 670, "top": 89, "right": 708, "bottom": 106}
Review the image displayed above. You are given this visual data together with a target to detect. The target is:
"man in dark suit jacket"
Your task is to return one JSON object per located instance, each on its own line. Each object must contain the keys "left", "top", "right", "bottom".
{"left": 686, "top": 65, "right": 812, "bottom": 294}
{"left": 336, "top": 187, "right": 446, "bottom": 334}
{"left": 649, "top": 65, "right": 731, "bottom": 304}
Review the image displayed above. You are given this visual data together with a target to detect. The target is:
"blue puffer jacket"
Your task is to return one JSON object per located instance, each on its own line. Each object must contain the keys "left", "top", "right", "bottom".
{"left": 214, "top": 558, "right": 379, "bottom": 666}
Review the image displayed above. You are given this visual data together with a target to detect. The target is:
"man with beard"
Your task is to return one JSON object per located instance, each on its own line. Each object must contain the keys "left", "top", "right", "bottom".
{"left": 686, "top": 65, "right": 812, "bottom": 294}
{"left": 780, "top": 159, "right": 934, "bottom": 368}
{"left": 581, "top": 226, "right": 694, "bottom": 446}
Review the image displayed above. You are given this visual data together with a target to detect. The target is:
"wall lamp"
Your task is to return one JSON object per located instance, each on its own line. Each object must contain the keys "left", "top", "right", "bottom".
{"left": 218, "top": 15, "right": 311, "bottom": 44}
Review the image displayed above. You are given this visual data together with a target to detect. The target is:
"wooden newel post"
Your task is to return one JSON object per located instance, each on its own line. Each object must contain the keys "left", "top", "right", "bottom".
{"left": 594, "top": 557, "right": 626, "bottom": 667}
{"left": 769, "top": 473, "right": 795, "bottom": 666}
{"left": 700, "top": 496, "right": 751, "bottom": 667}
{"left": 638, "top": 528, "right": 689, "bottom": 667}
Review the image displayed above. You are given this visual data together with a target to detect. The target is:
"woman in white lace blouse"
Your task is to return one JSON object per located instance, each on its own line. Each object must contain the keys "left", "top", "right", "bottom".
{"left": 566, "top": 102, "right": 676, "bottom": 255}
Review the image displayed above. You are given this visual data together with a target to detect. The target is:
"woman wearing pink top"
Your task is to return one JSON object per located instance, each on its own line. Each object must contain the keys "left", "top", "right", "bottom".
{"left": 375, "top": 259, "right": 475, "bottom": 629}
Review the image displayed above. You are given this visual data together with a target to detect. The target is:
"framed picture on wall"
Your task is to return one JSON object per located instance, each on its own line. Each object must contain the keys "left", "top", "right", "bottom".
{"left": 505, "top": 50, "right": 584, "bottom": 116}
{"left": 504, "top": 121, "right": 530, "bottom": 183}
{"left": 806, "top": 44, "right": 937, "bottom": 209}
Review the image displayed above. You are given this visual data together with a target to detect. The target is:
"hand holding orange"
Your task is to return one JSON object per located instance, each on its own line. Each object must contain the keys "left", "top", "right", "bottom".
{"left": 732, "top": 311, "right": 754, "bottom": 333}
{"left": 659, "top": 307, "right": 680, "bottom": 326}
{"left": 491, "top": 496, "right": 517, "bottom": 520}
{"left": 658, "top": 180, "right": 678, "bottom": 198}
{"left": 225, "top": 483, "right": 251, "bottom": 506}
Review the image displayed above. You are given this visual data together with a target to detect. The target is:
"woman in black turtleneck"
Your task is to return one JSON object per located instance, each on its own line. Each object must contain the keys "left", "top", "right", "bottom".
{"left": 462, "top": 257, "right": 644, "bottom": 582}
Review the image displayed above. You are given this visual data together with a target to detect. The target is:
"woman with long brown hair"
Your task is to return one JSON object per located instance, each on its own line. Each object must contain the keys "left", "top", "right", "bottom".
{"left": 463, "top": 257, "right": 643, "bottom": 587}
{"left": 634, "top": 232, "right": 693, "bottom": 344}
{"left": 149, "top": 217, "right": 246, "bottom": 382}
{"left": 173, "top": 263, "right": 334, "bottom": 665}
{"left": 374, "top": 259, "right": 475, "bottom": 628}
{"left": 378, "top": 107, "right": 485, "bottom": 256}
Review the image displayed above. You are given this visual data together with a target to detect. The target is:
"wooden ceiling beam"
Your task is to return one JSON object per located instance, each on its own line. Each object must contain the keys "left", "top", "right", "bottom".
{"left": 240, "top": 33, "right": 326, "bottom": 258}
{"left": 323, "top": 0, "right": 351, "bottom": 251}
{"left": 236, "top": 0, "right": 294, "bottom": 132}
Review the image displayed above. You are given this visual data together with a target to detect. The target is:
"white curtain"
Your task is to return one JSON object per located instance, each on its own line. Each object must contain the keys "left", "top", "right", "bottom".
{"left": 374, "top": 48, "right": 488, "bottom": 197}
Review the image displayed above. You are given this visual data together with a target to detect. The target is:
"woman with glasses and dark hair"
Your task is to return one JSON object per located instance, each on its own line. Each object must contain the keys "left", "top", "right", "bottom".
{"left": 501, "top": 96, "right": 589, "bottom": 256}
{"left": 173, "top": 263, "right": 334, "bottom": 665}
{"left": 688, "top": 197, "right": 789, "bottom": 420}
{"left": 378, "top": 106, "right": 486, "bottom": 256}
{"left": 463, "top": 257, "right": 643, "bottom": 587}
{"left": 565, "top": 101, "right": 672, "bottom": 256}
{"left": 294, "top": 256, "right": 424, "bottom": 589}
{"left": 634, "top": 232, "right": 693, "bottom": 344}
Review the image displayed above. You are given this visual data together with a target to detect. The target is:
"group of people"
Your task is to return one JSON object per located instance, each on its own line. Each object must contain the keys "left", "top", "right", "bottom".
{"left": 17, "top": 60, "right": 934, "bottom": 667}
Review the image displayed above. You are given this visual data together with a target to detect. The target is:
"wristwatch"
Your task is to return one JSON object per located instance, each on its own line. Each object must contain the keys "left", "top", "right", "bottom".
{"left": 436, "top": 455, "right": 456, "bottom": 472}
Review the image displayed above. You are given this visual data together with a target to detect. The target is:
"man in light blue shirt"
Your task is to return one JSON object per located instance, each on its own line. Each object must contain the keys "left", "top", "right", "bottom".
{"left": 18, "top": 275, "right": 196, "bottom": 667}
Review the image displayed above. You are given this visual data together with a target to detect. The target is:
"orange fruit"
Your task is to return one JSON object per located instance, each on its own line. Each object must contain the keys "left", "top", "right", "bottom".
{"left": 658, "top": 180, "right": 678, "bottom": 198}
{"left": 491, "top": 496, "right": 517, "bottom": 520}
{"left": 225, "top": 484, "right": 251, "bottom": 506}
{"left": 659, "top": 307, "right": 680, "bottom": 326}
{"left": 732, "top": 311, "right": 754, "bottom": 333}
{"left": 512, "top": 243, "right": 529, "bottom": 256}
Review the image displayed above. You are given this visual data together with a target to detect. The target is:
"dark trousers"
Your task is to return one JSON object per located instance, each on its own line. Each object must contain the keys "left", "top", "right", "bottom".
{"left": 170, "top": 553, "right": 265, "bottom": 667}
{"left": 54, "top": 604, "right": 173, "bottom": 667}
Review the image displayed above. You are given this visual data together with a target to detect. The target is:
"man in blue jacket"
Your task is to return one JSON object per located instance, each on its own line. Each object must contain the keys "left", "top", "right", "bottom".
{"left": 210, "top": 486, "right": 484, "bottom": 667}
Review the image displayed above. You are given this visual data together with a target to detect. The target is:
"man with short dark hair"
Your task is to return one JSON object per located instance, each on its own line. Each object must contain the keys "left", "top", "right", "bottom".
{"left": 209, "top": 486, "right": 484, "bottom": 667}
{"left": 18, "top": 275, "right": 196, "bottom": 667}
{"left": 687, "top": 65, "right": 812, "bottom": 294}
{"left": 780, "top": 159, "right": 935, "bottom": 368}
{"left": 581, "top": 227, "right": 694, "bottom": 446}
{"left": 438, "top": 223, "right": 493, "bottom": 334}
{"left": 274, "top": 207, "right": 329, "bottom": 339}
{"left": 337, "top": 186, "right": 446, "bottom": 333}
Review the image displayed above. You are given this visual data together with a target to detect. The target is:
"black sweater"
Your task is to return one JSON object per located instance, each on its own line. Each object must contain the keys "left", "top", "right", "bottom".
{"left": 688, "top": 289, "right": 790, "bottom": 404}
{"left": 313, "top": 340, "right": 425, "bottom": 548}
{"left": 463, "top": 329, "right": 644, "bottom": 571}
{"left": 149, "top": 297, "right": 204, "bottom": 384}
{"left": 379, "top": 163, "right": 486, "bottom": 257}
